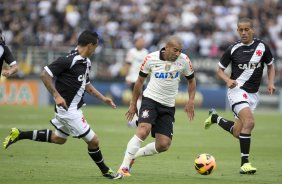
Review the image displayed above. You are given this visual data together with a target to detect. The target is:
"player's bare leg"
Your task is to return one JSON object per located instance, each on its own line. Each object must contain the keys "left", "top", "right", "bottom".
{"left": 237, "top": 107, "right": 256, "bottom": 174}
{"left": 232, "top": 118, "right": 243, "bottom": 138}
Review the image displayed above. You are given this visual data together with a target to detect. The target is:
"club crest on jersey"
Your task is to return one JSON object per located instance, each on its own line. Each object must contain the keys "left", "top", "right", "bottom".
{"left": 155, "top": 71, "right": 179, "bottom": 79}
{"left": 256, "top": 50, "right": 263, "bottom": 56}
{"left": 165, "top": 64, "right": 171, "bottom": 71}
{"left": 243, "top": 93, "right": 248, "bottom": 99}
{"left": 238, "top": 62, "right": 261, "bottom": 69}
{"left": 142, "top": 110, "right": 150, "bottom": 118}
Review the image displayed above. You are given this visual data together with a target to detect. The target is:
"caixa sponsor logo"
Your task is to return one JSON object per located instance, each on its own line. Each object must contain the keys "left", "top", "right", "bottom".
{"left": 155, "top": 72, "right": 179, "bottom": 79}
{"left": 78, "top": 74, "right": 87, "bottom": 81}
{"left": 238, "top": 62, "right": 261, "bottom": 69}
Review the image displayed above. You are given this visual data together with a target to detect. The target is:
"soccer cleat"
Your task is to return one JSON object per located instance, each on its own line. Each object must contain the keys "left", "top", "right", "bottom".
{"left": 3, "top": 128, "right": 21, "bottom": 149}
{"left": 240, "top": 163, "right": 257, "bottom": 174}
{"left": 204, "top": 108, "right": 217, "bottom": 129}
{"left": 117, "top": 167, "right": 131, "bottom": 177}
{"left": 103, "top": 168, "right": 123, "bottom": 179}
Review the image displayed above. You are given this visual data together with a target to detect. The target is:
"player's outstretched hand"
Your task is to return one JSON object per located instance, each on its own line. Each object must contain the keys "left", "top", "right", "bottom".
{"left": 268, "top": 83, "right": 276, "bottom": 95}
{"left": 1, "top": 69, "right": 12, "bottom": 77}
{"left": 103, "top": 97, "right": 117, "bottom": 109}
{"left": 54, "top": 95, "right": 68, "bottom": 111}
{"left": 126, "top": 104, "right": 137, "bottom": 121}
{"left": 227, "top": 79, "right": 238, "bottom": 89}
{"left": 185, "top": 101, "right": 194, "bottom": 121}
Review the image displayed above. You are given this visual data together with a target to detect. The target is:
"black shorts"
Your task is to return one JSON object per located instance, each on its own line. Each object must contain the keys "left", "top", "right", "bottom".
{"left": 138, "top": 97, "right": 175, "bottom": 139}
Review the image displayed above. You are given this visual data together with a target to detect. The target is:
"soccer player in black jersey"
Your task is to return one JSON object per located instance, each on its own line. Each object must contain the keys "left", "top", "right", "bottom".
{"left": 204, "top": 18, "right": 276, "bottom": 174}
{"left": 3, "top": 30, "right": 122, "bottom": 179}
{"left": 0, "top": 29, "right": 18, "bottom": 77}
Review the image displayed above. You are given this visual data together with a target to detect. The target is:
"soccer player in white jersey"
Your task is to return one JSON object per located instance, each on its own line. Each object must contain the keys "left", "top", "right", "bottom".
{"left": 204, "top": 18, "right": 276, "bottom": 174}
{"left": 118, "top": 35, "right": 196, "bottom": 176}
{"left": 124, "top": 36, "right": 148, "bottom": 127}
{"left": 3, "top": 30, "right": 122, "bottom": 180}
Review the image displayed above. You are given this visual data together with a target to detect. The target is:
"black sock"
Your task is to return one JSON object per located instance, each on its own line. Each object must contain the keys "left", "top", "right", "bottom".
{"left": 211, "top": 114, "right": 234, "bottom": 134}
{"left": 239, "top": 133, "right": 251, "bottom": 166}
{"left": 88, "top": 147, "right": 109, "bottom": 174}
{"left": 19, "top": 129, "right": 52, "bottom": 142}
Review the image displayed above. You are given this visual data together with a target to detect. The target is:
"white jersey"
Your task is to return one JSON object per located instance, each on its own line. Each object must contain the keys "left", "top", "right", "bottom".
{"left": 125, "top": 47, "right": 148, "bottom": 83}
{"left": 140, "top": 49, "right": 194, "bottom": 107}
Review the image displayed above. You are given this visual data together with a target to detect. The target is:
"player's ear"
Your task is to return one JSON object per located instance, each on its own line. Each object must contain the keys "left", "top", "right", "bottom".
{"left": 87, "top": 43, "right": 94, "bottom": 48}
{"left": 251, "top": 28, "right": 255, "bottom": 34}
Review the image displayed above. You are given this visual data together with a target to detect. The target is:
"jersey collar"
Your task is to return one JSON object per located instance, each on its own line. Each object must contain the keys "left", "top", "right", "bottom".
{"left": 242, "top": 40, "right": 254, "bottom": 46}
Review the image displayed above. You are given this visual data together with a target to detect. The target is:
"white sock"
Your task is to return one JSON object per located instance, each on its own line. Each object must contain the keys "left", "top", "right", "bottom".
{"left": 216, "top": 116, "right": 224, "bottom": 124}
{"left": 134, "top": 142, "right": 159, "bottom": 159}
{"left": 120, "top": 135, "right": 143, "bottom": 169}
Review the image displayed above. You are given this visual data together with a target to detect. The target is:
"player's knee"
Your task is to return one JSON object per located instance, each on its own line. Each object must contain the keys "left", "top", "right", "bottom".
{"left": 51, "top": 134, "right": 67, "bottom": 145}
{"left": 87, "top": 136, "right": 99, "bottom": 149}
{"left": 232, "top": 127, "right": 241, "bottom": 138}
{"left": 243, "top": 118, "right": 255, "bottom": 130}
{"left": 155, "top": 140, "right": 171, "bottom": 152}
{"left": 156, "top": 142, "right": 170, "bottom": 152}
{"left": 136, "top": 123, "right": 151, "bottom": 139}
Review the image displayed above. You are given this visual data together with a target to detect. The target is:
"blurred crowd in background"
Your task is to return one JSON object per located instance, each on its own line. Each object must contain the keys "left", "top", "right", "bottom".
{"left": 0, "top": 0, "right": 282, "bottom": 84}
{"left": 1, "top": 0, "right": 282, "bottom": 57}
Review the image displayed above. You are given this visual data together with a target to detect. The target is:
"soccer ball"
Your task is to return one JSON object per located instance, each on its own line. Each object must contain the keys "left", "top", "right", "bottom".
{"left": 194, "top": 153, "right": 216, "bottom": 175}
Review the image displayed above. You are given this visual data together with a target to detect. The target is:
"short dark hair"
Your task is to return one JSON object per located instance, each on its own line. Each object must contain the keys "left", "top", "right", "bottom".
{"left": 78, "top": 30, "right": 99, "bottom": 46}
{"left": 238, "top": 18, "right": 253, "bottom": 28}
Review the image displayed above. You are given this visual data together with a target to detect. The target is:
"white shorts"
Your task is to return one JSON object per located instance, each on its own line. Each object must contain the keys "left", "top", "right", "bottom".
{"left": 50, "top": 107, "right": 95, "bottom": 142}
{"left": 227, "top": 86, "right": 259, "bottom": 117}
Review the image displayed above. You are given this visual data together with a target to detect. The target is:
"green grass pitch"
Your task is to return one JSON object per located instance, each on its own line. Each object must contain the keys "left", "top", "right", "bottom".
{"left": 0, "top": 105, "right": 281, "bottom": 184}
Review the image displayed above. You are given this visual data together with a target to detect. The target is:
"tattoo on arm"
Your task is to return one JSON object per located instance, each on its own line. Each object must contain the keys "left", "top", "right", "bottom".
{"left": 86, "top": 84, "right": 104, "bottom": 101}
{"left": 41, "top": 71, "right": 59, "bottom": 98}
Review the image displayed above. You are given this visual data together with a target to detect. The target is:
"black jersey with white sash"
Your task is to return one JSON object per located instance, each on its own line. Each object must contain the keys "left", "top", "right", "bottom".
{"left": 44, "top": 49, "right": 91, "bottom": 110}
{"left": 219, "top": 38, "right": 274, "bottom": 93}
{"left": 0, "top": 45, "right": 16, "bottom": 75}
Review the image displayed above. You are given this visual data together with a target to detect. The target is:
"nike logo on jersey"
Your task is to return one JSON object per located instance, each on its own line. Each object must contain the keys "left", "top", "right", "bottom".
{"left": 155, "top": 65, "right": 162, "bottom": 68}
{"left": 155, "top": 72, "right": 179, "bottom": 79}
{"left": 238, "top": 62, "right": 261, "bottom": 69}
